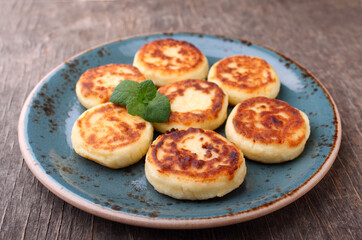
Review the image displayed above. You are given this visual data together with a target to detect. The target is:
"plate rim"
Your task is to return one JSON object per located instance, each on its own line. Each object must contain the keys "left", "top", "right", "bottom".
{"left": 18, "top": 32, "right": 342, "bottom": 229}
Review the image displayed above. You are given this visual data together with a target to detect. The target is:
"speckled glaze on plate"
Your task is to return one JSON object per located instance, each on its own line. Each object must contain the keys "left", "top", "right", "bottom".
{"left": 18, "top": 33, "right": 341, "bottom": 229}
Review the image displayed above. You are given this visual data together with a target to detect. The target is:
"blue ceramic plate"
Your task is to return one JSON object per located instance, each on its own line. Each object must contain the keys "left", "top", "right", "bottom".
{"left": 18, "top": 33, "right": 341, "bottom": 229}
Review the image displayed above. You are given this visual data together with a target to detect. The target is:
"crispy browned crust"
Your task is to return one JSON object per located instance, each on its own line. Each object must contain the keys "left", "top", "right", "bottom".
{"left": 214, "top": 56, "right": 276, "bottom": 92}
{"left": 149, "top": 128, "right": 242, "bottom": 181}
{"left": 232, "top": 97, "right": 307, "bottom": 147}
{"left": 158, "top": 79, "right": 226, "bottom": 126}
{"left": 137, "top": 39, "right": 205, "bottom": 73}
{"left": 76, "top": 103, "right": 146, "bottom": 151}
{"left": 77, "top": 64, "right": 145, "bottom": 103}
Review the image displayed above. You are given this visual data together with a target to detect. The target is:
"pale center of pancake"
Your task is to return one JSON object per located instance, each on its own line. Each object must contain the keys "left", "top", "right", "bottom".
{"left": 95, "top": 73, "right": 123, "bottom": 88}
{"left": 171, "top": 88, "right": 212, "bottom": 112}
{"left": 94, "top": 67, "right": 143, "bottom": 88}
{"left": 78, "top": 64, "right": 145, "bottom": 102}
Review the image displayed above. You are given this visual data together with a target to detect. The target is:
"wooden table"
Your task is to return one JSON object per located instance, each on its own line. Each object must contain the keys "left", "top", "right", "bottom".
{"left": 1, "top": 0, "right": 361, "bottom": 239}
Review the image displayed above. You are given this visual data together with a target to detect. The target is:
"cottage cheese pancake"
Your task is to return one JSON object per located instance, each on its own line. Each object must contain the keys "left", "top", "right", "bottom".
{"left": 145, "top": 128, "right": 247, "bottom": 200}
{"left": 76, "top": 64, "right": 145, "bottom": 109}
{"left": 208, "top": 55, "right": 280, "bottom": 105}
{"left": 133, "top": 39, "right": 209, "bottom": 86}
{"left": 226, "top": 97, "right": 310, "bottom": 163}
{"left": 153, "top": 79, "right": 228, "bottom": 133}
{"left": 71, "top": 103, "right": 153, "bottom": 168}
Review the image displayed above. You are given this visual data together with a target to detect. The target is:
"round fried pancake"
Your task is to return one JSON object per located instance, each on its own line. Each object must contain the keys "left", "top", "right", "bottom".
{"left": 133, "top": 39, "right": 209, "bottom": 86}
{"left": 225, "top": 97, "right": 310, "bottom": 163}
{"left": 153, "top": 79, "right": 228, "bottom": 133}
{"left": 208, "top": 55, "right": 280, "bottom": 105}
{"left": 145, "top": 128, "right": 247, "bottom": 200}
{"left": 76, "top": 64, "right": 145, "bottom": 109}
{"left": 71, "top": 103, "right": 153, "bottom": 169}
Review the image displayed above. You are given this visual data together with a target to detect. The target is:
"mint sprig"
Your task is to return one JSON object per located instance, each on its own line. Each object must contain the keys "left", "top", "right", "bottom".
{"left": 110, "top": 80, "right": 170, "bottom": 123}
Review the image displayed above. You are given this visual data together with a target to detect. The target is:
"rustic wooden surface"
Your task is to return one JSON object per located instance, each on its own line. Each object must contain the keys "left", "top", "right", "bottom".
{"left": 1, "top": 0, "right": 361, "bottom": 239}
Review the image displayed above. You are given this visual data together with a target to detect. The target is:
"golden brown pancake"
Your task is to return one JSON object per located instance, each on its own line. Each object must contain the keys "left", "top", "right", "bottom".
{"left": 145, "top": 128, "right": 247, "bottom": 200}
{"left": 225, "top": 97, "right": 310, "bottom": 163}
{"left": 208, "top": 55, "right": 280, "bottom": 105}
{"left": 153, "top": 79, "right": 228, "bottom": 133}
{"left": 133, "top": 39, "right": 209, "bottom": 86}
{"left": 71, "top": 103, "right": 153, "bottom": 168}
{"left": 76, "top": 64, "right": 145, "bottom": 108}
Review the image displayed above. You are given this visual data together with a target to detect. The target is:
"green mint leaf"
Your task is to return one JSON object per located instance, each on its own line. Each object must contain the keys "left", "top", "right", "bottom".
{"left": 142, "top": 92, "right": 170, "bottom": 122}
{"left": 126, "top": 96, "right": 147, "bottom": 116}
{"left": 110, "top": 79, "right": 170, "bottom": 123}
{"left": 137, "top": 80, "right": 157, "bottom": 103}
{"left": 109, "top": 80, "right": 139, "bottom": 105}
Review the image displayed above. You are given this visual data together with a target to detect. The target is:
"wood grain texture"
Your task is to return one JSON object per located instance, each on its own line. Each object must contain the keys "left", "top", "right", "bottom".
{"left": 1, "top": 0, "right": 361, "bottom": 239}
